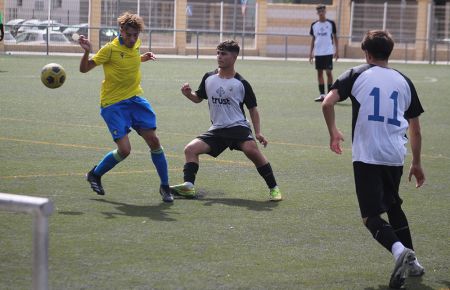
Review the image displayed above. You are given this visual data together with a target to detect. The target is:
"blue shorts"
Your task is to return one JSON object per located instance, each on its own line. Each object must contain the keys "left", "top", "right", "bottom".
{"left": 100, "top": 96, "right": 157, "bottom": 141}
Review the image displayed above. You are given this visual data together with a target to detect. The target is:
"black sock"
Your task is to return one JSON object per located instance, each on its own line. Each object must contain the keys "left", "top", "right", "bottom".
{"left": 387, "top": 204, "right": 414, "bottom": 250}
{"left": 257, "top": 163, "right": 277, "bottom": 189}
{"left": 327, "top": 84, "right": 332, "bottom": 92}
{"left": 319, "top": 84, "right": 325, "bottom": 94}
{"left": 183, "top": 162, "right": 199, "bottom": 184}
{"left": 365, "top": 216, "right": 399, "bottom": 252}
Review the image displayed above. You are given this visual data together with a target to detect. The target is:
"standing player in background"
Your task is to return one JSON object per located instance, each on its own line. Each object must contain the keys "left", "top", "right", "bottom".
{"left": 0, "top": 12, "right": 4, "bottom": 41}
{"left": 322, "top": 30, "right": 425, "bottom": 289}
{"left": 309, "top": 4, "right": 339, "bottom": 102}
{"left": 170, "top": 40, "right": 282, "bottom": 202}
{"left": 78, "top": 12, "right": 173, "bottom": 203}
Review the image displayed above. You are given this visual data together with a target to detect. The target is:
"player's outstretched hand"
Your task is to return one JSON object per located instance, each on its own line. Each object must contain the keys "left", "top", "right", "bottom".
{"left": 330, "top": 129, "right": 344, "bottom": 154}
{"left": 409, "top": 164, "right": 425, "bottom": 188}
{"left": 141, "top": 51, "right": 156, "bottom": 62}
{"left": 256, "top": 133, "right": 268, "bottom": 148}
{"left": 78, "top": 35, "right": 91, "bottom": 52}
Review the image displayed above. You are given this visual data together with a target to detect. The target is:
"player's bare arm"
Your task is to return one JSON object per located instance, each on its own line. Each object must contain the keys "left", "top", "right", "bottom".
{"left": 309, "top": 37, "right": 315, "bottom": 63}
{"left": 322, "top": 89, "right": 344, "bottom": 154}
{"left": 78, "top": 35, "right": 96, "bottom": 73}
{"left": 408, "top": 117, "right": 425, "bottom": 188}
{"left": 141, "top": 52, "right": 156, "bottom": 62}
{"left": 334, "top": 35, "right": 339, "bottom": 61}
{"left": 248, "top": 107, "right": 268, "bottom": 148}
{"left": 181, "top": 83, "right": 203, "bottom": 103}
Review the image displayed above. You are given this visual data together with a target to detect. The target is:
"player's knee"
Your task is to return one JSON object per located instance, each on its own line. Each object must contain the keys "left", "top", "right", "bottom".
{"left": 387, "top": 202, "right": 403, "bottom": 215}
{"left": 244, "top": 146, "right": 259, "bottom": 159}
{"left": 184, "top": 144, "right": 197, "bottom": 157}
{"left": 364, "top": 216, "right": 379, "bottom": 229}
{"left": 364, "top": 215, "right": 388, "bottom": 235}
{"left": 245, "top": 149, "right": 267, "bottom": 166}
{"left": 140, "top": 129, "right": 160, "bottom": 148}
{"left": 241, "top": 141, "right": 254, "bottom": 153}
{"left": 118, "top": 149, "right": 130, "bottom": 159}
{"left": 147, "top": 135, "right": 160, "bottom": 147}
{"left": 387, "top": 203, "right": 409, "bottom": 230}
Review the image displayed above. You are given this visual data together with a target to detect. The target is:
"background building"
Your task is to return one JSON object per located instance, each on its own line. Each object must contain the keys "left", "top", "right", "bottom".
{"left": 1, "top": 0, "right": 449, "bottom": 62}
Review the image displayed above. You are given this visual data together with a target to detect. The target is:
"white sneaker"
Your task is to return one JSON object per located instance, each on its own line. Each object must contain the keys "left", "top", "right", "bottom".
{"left": 389, "top": 248, "right": 416, "bottom": 289}
{"left": 409, "top": 258, "right": 425, "bottom": 277}
{"left": 170, "top": 182, "right": 196, "bottom": 198}
{"left": 314, "top": 94, "right": 325, "bottom": 102}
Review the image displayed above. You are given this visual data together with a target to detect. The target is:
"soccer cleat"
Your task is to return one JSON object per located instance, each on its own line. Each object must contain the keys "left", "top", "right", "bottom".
{"left": 269, "top": 187, "right": 283, "bottom": 201}
{"left": 170, "top": 182, "right": 196, "bottom": 198}
{"left": 159, "top": 185, "right": 174, "bottom": 203}
{"left": 314, "top": 94, "right": 325, "bottom": 102}
{"left": 86, "top": 166, "right": 105, "bottom": 195}
{"left": 389, "top": 248, "right": 416, "bottom": 289}
{"left": 409, "top": 259, "right": 425, "bottom": 277}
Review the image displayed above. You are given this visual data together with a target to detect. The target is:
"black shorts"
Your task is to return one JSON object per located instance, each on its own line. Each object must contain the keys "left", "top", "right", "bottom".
{"left": 353, "top": 161, "right": 404, "bottom": 218}
{"left": 197, "top": 126, "right": 254, "bottom": 158}
{"left": 315, "top": 55, "right": 333, "bottom": 70}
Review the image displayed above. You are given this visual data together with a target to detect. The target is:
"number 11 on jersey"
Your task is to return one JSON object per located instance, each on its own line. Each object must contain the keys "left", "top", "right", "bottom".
{"left": 368, "top": 87, "right": 401, "bottom": 127}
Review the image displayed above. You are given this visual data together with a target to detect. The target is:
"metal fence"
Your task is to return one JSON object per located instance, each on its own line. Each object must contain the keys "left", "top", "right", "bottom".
{"left": 2, "top": 0, "right": 450, "bottom": 64}
{"left": 348, "top": 1, "right": 450, "bottom": 63}
{"left": 350, "top": 2, "right": 418, "bottom": 44}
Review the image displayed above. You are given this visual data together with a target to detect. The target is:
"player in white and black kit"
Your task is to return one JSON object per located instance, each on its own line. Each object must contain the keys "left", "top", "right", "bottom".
{"left": 322, "top": 30, "right": 425, "bottom": 289}
{"left": 170, "top": 40, "right": 282, "bottom": 202}
{"left": 309, "top": 4, "right": 339, "bottom": 102}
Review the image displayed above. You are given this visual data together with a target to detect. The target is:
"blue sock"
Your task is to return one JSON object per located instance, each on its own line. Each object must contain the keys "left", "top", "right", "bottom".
{"left": 94, "top": 150, "right": 124, "bottom": 176}
{"left": 151, "top": 147, "right": 169, "bottom": 186}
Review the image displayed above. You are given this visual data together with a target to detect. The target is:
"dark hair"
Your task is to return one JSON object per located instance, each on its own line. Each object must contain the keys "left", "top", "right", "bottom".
{"left": 316, "top": 4, "right": 326, "bottom": 11}
{"left": 361, "top": 30, "right": 394, "bottom": 60}
{"left": 117, "top": 12, "right": 145, "bottom": 32}
{"left": 217, "top": 40, "right": 240, "bottom": 55}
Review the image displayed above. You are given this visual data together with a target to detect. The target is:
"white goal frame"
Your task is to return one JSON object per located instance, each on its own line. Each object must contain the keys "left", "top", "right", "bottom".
{"left": 0, "top": 193, "right": 54, "bottom": 290}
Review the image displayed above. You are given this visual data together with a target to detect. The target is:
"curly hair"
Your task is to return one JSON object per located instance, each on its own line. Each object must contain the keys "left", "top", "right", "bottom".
{"left": 217, "top": 40, "right": 240, "bottom": 55}
{"left": 117, "top": 12, "right": 145, "bottom": 32}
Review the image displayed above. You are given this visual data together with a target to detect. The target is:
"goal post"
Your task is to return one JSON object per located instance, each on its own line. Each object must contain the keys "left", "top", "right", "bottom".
{"left": 0, "top": 193, "right": 54, "bottom": 290}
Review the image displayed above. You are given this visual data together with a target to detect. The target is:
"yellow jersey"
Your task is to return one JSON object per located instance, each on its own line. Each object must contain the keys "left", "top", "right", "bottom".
{"left": 92, "top": 37, "right": 143, "bottom": 107}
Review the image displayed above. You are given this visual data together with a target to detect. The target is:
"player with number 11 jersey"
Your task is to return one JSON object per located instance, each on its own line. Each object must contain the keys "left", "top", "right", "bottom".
{"left": 331, "top": 64, "right": 424, "bottom": 165}
{"left": 322, "top": 30, "right": 426, "bottom": 289}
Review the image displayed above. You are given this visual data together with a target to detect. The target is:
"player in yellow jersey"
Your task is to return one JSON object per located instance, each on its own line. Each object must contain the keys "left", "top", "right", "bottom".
{"left": 78, "top": 12, "right": 173, "bottom": 202}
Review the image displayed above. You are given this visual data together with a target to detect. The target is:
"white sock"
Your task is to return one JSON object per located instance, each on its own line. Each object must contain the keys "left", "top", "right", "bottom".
{"left": 391, "top": 242, "right": 406, "bottom": 261}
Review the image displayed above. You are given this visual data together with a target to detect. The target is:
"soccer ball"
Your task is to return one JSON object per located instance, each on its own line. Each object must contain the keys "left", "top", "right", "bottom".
{"left": 41, "top": 63, "right": 66, "bottom": 89}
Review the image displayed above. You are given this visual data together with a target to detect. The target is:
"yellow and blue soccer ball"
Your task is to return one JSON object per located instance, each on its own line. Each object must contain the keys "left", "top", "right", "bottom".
{"left": 41, "top": 63, "right": 66, "bottom": 89}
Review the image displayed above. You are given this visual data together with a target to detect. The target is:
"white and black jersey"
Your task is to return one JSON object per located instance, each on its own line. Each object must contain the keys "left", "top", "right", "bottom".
{"left": 310, "top": 19, "right": 337, "bottom": 56}
{"left": 331, "top": 64, "right": 424, "bottom": 166}
{"left": 196, "top": 70, "right": 257, "bottom": 131}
